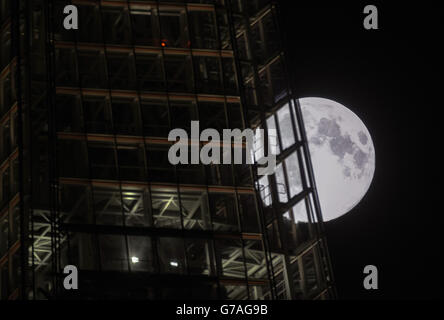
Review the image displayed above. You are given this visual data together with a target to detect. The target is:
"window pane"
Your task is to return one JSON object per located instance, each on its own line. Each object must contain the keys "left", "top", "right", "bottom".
{"left": 122, "top": 186, "right": 151, "bottom": 227}
{"left": 194, "top": 56, "right": 223, "bottom": 94}
{"left": 157, "top": 237, "right": 186, "bottom": 274}
{"left": 258, "top": 176, "right": 272, "bottom": 207}
{"left": 244, "top": 240, "right": 268, "bottom": 281}
{"left": 57, "top": 140, "right": 88, "bottom": 178}
{"left": 177, "top": 156, "right": 206, "bottom": 185}
{"left": 99, "top": 234, "right": 128, "bottom": 271}
{"left": 159, "top": 9, "right": 189, "bottom": 48}
{"left": 290, "top": 199, "right": 313, "bottom": 250}
{"left": 285, "top": 152, "right": 303, "bottom": 198}
{"left": 55, "top": 94, "right": 83, "bottom": 133}
{"left": 189, "top": 10, "right": 218, "bottom": 49}
{"left": 77, "top": 5, "right": 102, "bottom": 43}
{"left": 0, "top": 213, "right": 8, "bottom": 257}
{"left": 216, "top": 9, "right": 232, "bottom": 50}
{"left": 66, "top": 233, "right": 100, "bottom": 270}
{"left": 275, "top": 163, "right": 288, "bottom": 203}
{"left": 238, "top": 194, "right": 260, "bottom": 233}
{"left": 108, "top": 52, "right": 136, "bottom": 90}
{"left": 266, "top": 115, "right": 280, "bottom": 155}
{"left": 170, "top": 100, "right": 198, "bottom": 134}
{"left": 117, "top": 145, "right": 146, "bottom": 181}
{"left": 146, "top": 144, "right": 176, "bottom": 183}
{"left": 135, "top": 53, "right": 165, "bottom": 91}
{"left": 59, "top": 184, "right": 94, "bottom": 224}
{"left": 88, "top": 143, "right": 117, "bottom": 180}
{"left": 205, "top": 164, "right": 234, "bottom": 186}
{"left": 199, "top": 101, "right": 227, "bottom": 132}
{"left": 181, "top": 189, "right": 211, "bottom": 231}
{"left": 55, "top": 48, "right": 77, "bottom": 86}
{"left": 141, "top": 99, "right": 170, "bottom": 137}
{"left": 215, "top": 239, "right": 246, "bottom": 279}
{"left": 223, "top": 58, "right": 238, "bottom": 95}
{"left": 165, "top": 55, "right": 194, "bottom": 92}
{"left": 102, "top": 8, "right": 131, "bottom": 45}
{"left": 93, "top": 186, "right": 123, "bottom": 226}
{"left": 84, "top": 96, "right": 113, "bottom": 134}
{"left": 277, "top": 104, "right": 295, "bottom": 150}
{"left": 151, "top": 188, "right": 181, "bottom": 229}
{"left": 78, "top": 50, "right": 107, "bottom": 88}
{"left": 209, "top": 193, "right": 239, "bottom": 232}
{"left": 128, "top": 236, "right": 154, "bottom": 272}
{"left": 112, "top": 98, "right": 141, "bottom": 135}
{"left": 186, "top": 238, "right": 214, "bottom": 276}
{"left": 131, "top": 9, "right": 159, "bottom": 46}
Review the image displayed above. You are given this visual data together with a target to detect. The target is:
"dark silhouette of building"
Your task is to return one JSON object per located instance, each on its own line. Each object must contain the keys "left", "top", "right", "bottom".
{"left": 0, "top": 0, "right": 334, "bottom": 300}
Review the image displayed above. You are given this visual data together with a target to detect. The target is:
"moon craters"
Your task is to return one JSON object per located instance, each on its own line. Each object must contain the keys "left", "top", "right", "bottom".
{"left": 299, "top": 97, "right": 375, "bottom": 221}
{"left": 358, "top": 131, "right": 368, "bottom": 145}
{"left": 353, "top": 149, "right": 369, "bottom": 170}
{"left": 329, "top": 134, "right": 354, "bottom": 159}
{"left": 318, "top": 117, "right": 341, "bottom": 137}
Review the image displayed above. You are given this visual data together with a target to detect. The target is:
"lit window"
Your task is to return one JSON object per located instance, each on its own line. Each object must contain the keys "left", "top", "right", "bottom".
{"left": 131, "top": 256, "right": 139, "bottom": 264}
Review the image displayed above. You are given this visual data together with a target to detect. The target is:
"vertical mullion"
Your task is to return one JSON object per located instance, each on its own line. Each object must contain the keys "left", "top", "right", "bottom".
{"left": 74, "top": 2, "right": 102, "bottom": 273}
{"left": 98, "top": 1, "right": 131, "bottom": 274}
{"left": 126, "top": 0, "right": 158, "bottom": 274}
{"left": 155, "top": 0, "right": 189, "bottom": 277}
{"left": 225, "top": 0, "right": 278, "bottom": 300}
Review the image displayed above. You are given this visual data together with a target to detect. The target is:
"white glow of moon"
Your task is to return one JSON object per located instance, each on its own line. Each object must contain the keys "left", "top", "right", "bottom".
{"left": 299, "top": 97, "right": 375, "bottom": 221}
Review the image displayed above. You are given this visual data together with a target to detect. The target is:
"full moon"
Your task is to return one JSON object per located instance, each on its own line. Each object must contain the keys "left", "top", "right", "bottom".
{"left": 299, "top": 97, "right": 375, "bottom": 222}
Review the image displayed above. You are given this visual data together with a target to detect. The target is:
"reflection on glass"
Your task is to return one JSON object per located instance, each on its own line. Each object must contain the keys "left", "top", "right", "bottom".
{"left": 266, "top": 116, "right": 280, "bottom": 155}
{"left": 275, "top": 163, "right": 288, "bottom": 203}
{"left": 277, "top": 103, "right": 295, "bottom": 150}
{"left": 258, "top": 176, "right": 272, "bottom": 207}
{"left": 285, "top": 152, "right": 303, "bottom": 198}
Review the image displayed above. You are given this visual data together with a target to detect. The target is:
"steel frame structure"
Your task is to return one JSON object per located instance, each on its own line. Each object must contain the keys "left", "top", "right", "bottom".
{"left": 0, "top": 0, "right": 335, "bottom": 300}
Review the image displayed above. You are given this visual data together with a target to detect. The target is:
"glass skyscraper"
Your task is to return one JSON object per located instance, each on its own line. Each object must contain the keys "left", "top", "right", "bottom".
{"left": 0, "top": 0, "right": 335, "bottom": 300}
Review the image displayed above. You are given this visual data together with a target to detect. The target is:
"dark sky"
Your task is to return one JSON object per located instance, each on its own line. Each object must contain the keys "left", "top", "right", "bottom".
{"left": 277, "top": 1, "right": 442, "bottom": 299}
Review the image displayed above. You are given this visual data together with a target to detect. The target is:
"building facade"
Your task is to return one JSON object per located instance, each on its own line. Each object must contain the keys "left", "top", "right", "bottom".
{"left": 0, "top": 0, "right": 335, "bottom": 300}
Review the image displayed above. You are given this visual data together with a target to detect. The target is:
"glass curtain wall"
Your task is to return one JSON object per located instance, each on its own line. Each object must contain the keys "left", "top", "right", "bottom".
{"left": 229, "top": 0, "right": 335, "bottom": 299}
{"left": 38, "top": 0, "right": 271, "bottom": 300}
{"left": 0, "top": 0, "right": 335, "bottom": 300}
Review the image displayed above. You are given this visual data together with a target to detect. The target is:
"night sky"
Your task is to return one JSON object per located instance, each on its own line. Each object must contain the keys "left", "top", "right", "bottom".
{"left": 277, "top": 1, "right": 442, "bottom": 299}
